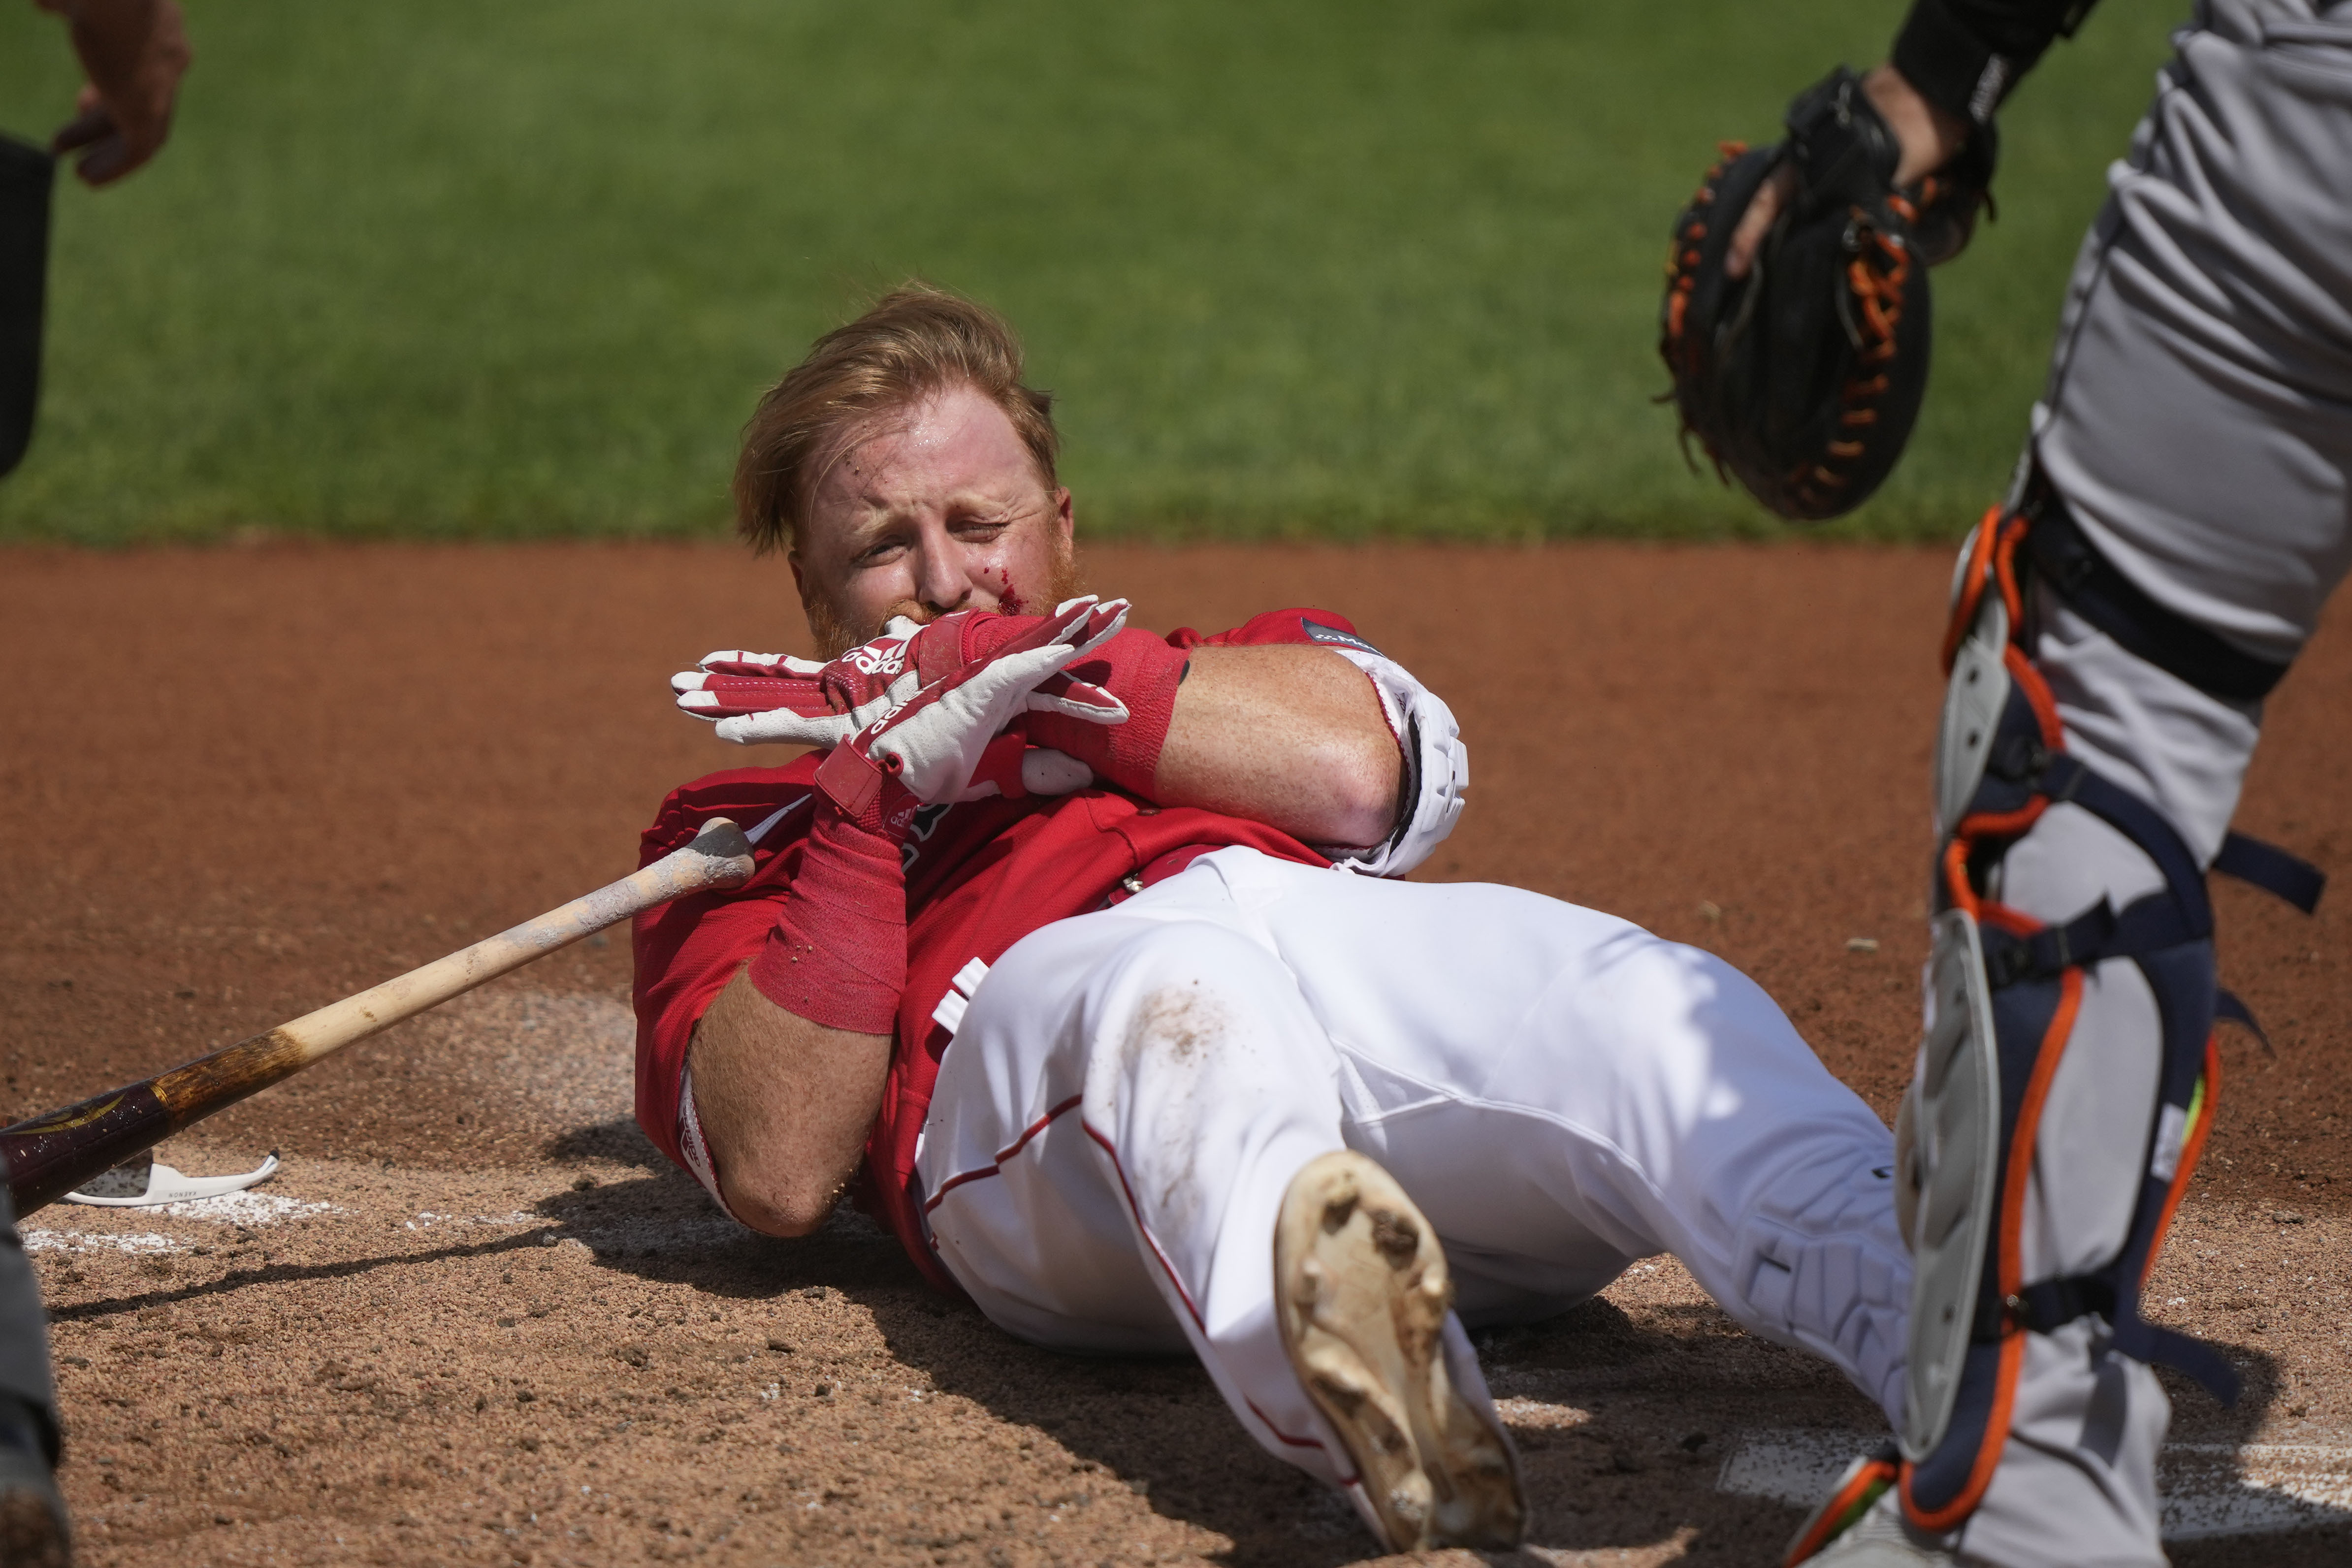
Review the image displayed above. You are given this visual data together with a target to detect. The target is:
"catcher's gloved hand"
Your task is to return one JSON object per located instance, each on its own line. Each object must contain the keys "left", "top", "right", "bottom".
{"left": 1659, "top": 66, "right": 1993, "bottom": 522}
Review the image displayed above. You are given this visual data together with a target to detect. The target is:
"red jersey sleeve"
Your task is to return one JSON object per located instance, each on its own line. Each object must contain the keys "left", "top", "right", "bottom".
{"left": 1167, "top": 607, "right": 1380, "bottom": 654}
{"left": 629, "top": 762, "right": 820, "bottom": 1168}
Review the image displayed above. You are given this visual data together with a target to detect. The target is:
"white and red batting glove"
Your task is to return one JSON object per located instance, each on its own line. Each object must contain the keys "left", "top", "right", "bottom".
{"left": 673, "top": 601, "right": 1128, "bottom": 751}
{"left": 743, "top": 599, "right": 1128, "bottom": 1034}
{"left": 674, "top": 598, "right": 1187, "bottom": 801}
{"left": 675, "top": 622, "right": 925, "bottom": 747}
{"left": 812, "top": 598, "right": 1128, "bottom": 827}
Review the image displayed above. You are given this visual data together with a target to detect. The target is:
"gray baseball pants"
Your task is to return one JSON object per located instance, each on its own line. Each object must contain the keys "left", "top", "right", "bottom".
{"left": 0, "top": 1189, "right": 61, "bottom": 1461}
{"left": 1958, "top": 3, "right": 2352, "bottom": 1563}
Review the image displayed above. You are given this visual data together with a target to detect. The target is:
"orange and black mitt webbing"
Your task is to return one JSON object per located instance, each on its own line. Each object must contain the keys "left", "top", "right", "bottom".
{"left": 1658, "top": 68, "right": 1993, "bottom": 522}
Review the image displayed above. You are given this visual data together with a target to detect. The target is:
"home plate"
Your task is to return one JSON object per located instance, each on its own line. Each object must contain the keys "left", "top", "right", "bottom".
{"left": 1717, "top": 1429, "right": 2352, "bottom": 1540}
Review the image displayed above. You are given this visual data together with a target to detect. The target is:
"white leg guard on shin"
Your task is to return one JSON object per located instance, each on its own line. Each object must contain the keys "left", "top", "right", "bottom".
{"left": 1871, "top": 511, "right": 2324, "bottom": 1568}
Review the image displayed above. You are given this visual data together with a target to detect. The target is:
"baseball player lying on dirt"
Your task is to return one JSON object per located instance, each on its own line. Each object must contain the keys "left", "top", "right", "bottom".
{"left": 631, "top": 284, "right": 1912, "bottom": 1553}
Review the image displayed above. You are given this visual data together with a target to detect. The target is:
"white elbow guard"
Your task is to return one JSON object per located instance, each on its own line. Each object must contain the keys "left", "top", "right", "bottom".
{"left": 1316, "top": 645, "right": 1468, "bottom": 877}
{"left": 677, "top": 1062, "right": 745, "bottom": 1224}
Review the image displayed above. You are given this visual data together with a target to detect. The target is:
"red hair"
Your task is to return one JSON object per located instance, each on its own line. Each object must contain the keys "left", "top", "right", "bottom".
{"left": 734, "top": 283, "right": 1059, "bottom": 555}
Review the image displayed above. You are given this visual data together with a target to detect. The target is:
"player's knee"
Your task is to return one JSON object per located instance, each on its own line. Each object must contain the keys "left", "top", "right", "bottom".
{"left": 1086, "top": 921, "right": 1297, "bottom": 1078}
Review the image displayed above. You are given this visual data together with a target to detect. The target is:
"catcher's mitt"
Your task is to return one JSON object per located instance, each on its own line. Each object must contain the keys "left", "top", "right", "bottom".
{"left": 1658, "top": 68, "right": 1993, "bottom": 522}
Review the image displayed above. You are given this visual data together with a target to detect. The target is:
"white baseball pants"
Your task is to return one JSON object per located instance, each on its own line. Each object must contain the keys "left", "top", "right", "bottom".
{"left": 914, "top": 847, "right": 1908, "bottom": 1491}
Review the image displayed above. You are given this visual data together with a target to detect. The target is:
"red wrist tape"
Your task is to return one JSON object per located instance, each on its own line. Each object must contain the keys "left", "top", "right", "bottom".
{"left": 1024, "top": 627, "right": 1188, "bottom": 797}
{"left": 746, "top": 804, "right": 905, "bottom": 1035}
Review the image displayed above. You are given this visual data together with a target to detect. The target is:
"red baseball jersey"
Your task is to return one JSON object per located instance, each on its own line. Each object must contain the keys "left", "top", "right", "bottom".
{"left": 631, "top": 609, "right": 1369, "bottom": 1284}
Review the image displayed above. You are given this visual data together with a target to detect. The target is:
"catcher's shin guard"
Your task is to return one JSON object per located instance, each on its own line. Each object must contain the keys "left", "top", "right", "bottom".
{"left": 1895, "top": 497, "right": 2324, "bottom": 1531}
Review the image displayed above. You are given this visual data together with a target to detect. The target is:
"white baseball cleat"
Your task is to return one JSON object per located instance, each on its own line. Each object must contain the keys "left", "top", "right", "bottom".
{"left": 1273, "top": 1150, "right": 1525, "bottom": 1553}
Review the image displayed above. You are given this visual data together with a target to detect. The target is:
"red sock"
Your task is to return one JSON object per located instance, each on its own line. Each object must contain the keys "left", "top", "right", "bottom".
{"left": 745, "top": 803, "right": 905, "bottom": 1035}
{"left": 1024, "top": 629, "right": 1189, "bottom": 798}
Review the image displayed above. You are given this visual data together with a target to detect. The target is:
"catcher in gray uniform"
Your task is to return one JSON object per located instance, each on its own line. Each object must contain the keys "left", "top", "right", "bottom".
{"left": 1669, "top": 2, "right": 2345, "bottom": 1564}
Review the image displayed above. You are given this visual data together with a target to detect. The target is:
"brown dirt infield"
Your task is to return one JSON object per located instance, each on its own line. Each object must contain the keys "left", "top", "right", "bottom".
{"left": 2, "top": 540, "right": 2346, "bottom": 1568}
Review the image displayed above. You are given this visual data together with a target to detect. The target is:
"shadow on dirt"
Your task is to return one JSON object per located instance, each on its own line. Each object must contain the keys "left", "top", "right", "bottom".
{"left": 530, "top": 1165, "right": 1380, "bottom": 1563}
{"left": 540, "top": 1115, "right": 668, "bottom": 1170}
{"left": 50, "top": 1227, "right": 582, "bottom": 1324}
{"left": 518, "top": 1129, "right": 2333, "bottom": 1565}
{"left": 529, "top": 1168, "right": 1854, "bottom": 1566}
{"left": 2158, "top": 1351, "right": 2352, "bottom": 1564}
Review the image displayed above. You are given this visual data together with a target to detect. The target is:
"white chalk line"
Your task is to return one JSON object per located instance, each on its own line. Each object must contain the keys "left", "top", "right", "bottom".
{"left": 32, "top": 1192, "right": 744, "bottom": 1257}
{"left": 1711, "top": 1426, "right": 2352, "bottom": 1541}
{"left": 25, "top": 1191, "right": 339, "bottom": 1253}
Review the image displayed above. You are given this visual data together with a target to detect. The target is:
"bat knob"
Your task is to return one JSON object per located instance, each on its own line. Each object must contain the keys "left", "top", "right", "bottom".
{"left": 686, "top": 818, "right": 758, "bottom": 889}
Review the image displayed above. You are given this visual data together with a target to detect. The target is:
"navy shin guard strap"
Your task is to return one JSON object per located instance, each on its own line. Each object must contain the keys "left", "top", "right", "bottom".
{"left": 2021, "top": 480, "right": 2291, "bottom": 703}
{"left": 2039, "top": 757, "right": 2210, "bottom": 916}
{"left": 2214, "top": 989, "right": 2272, "bottom": 1055}
{"left": 2213, "top": 832, "right": 2326, "bottom": 914}
{"left": 1990, "top": 1274, "right": 2242, "bottom": 1406}
{"left": 1982, "top": 900, "right": 2115, "bottom": 988}
{"left": 1980, "top": 892, "right": 2212, "bottom": 990}
{"left": 2112, "top": 1315, "right": 2241, "bottom": 1406}
{"left": 1972, "top": 717, "right": 2212, "bottom": 925}
{"left": 2001, "top": 1273, "right": 2112, "bottom": 1336}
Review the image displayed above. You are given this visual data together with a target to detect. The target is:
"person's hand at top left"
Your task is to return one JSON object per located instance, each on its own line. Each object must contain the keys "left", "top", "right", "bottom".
{"left": 36, "top": 0, "right": 192, "bottom": 187}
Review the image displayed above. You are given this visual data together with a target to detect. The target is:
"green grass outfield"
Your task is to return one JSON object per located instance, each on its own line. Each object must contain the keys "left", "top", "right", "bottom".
{"left": 0, "top": 0, "right": 2181, "bottom": 545}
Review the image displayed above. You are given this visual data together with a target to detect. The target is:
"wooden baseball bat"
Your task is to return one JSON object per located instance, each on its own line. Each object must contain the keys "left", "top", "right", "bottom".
{"left": 1, "top": 818, "right": 756, "bottom": 1216}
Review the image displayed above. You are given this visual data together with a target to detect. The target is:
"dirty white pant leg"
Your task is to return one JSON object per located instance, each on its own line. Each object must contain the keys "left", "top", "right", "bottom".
{"left": 913, "top": 902, "right": 1185, "bottom": 1357}
{"left": 1072, "top": 911, "right": 1366, "bottom": 1478}
{"left": 1220, "top": 854, "right": 1911, "bottom": 1426}
{"left": 915, "top": 882, "right": 1362, "bottom": 1484}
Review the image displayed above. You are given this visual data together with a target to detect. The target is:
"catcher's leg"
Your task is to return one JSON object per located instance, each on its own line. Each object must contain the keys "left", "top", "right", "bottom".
{"left": 1862, "top": 536, "right": 2321, "bottom": 1568}
{"left": 2030, "top": 2, "right": 2352, "bottom": 678}
{"left": 1801, "top": 15, "right": 2350, "bottom": 1559}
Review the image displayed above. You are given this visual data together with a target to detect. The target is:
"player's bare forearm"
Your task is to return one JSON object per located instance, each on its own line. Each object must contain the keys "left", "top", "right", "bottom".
{"left": 1153, "top": 644, "right": 1401, "bottom": 849}
{"left": 686, "top": 969, "right": 891, "bottom": 1238}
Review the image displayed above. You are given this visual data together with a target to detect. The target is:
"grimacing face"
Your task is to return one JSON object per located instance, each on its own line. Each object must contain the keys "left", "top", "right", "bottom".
{"left": 790, "top": 384, "right": 1083, "bottom": 657}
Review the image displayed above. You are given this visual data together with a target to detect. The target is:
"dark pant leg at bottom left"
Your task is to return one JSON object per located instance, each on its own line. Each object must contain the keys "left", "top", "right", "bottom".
{"left": 0, "top": 1190, "right": 59, "bottom": 1463}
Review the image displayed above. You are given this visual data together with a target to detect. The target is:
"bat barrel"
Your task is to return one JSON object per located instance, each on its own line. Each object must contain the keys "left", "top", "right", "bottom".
{"left": 1, "top": 818, "right": 754, "bottom": 1216}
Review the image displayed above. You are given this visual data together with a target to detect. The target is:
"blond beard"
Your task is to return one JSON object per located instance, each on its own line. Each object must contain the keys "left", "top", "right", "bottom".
{"left": 800, "top": 545, "right": 1089, "bottom": 659}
